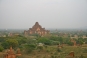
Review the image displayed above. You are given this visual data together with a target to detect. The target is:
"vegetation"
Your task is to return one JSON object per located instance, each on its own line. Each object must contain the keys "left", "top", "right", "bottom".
{"left": 0, "top": 29, "right": 87, "bottom": 58}
{"left": 0, "top": 46, "right": 4, "bottom": 52}
{"left": 24, "top": 44, "right": 36, "bottom": 53}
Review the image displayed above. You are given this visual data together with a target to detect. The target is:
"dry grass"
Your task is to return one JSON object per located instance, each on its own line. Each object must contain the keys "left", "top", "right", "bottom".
{"left": 0, "top": 45, "right": 87, "bottom": 58}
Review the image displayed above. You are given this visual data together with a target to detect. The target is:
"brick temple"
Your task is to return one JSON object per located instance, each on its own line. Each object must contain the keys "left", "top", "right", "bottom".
{"left": 3, "top": 47, "right": 21, "bottom": 58}
{"left": 24, "top": 22, "right": 50, "bottom": 36}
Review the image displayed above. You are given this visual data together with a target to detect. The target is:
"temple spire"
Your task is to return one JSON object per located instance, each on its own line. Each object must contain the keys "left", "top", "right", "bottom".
{"left": 35, "top": 22, "right": 39, "bottom": 25}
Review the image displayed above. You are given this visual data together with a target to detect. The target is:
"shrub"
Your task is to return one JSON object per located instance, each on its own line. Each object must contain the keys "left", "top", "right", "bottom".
{"left": 24, "top": 44, "right": 36, "bottom": 53}
{"left": 83, "top": 48, "right": 87, "bottom": 53}
{"left": 37, "top": 46, "right": 43, "bottom": 50}
{"left": 51, "top": 41, "right": 59, "bottom": 45}
{"left": 57, "top": 48, "right": 62, "bottom": 52}
{"left": 1, "top": 42, "right": 9, "bottom": 49}
{"left": 51, "top": 55, "right": 55, "bottom": 58}
{"left": 79, "top": 55, "right": 86, "bottom": 58}
{"left": 2, "top": 39, "right": 19, "bottom": 48}
{"left": 38, "top": 38, "right": 52, "bottom": 45}
{"left": 67, "top": 41, "right": 74, "bottom": 46}
{"left": 44, "top": 45, "right": 47, "bottom": 48}
{"left": 0, "top": 46, "right": 4, "bottom": 52}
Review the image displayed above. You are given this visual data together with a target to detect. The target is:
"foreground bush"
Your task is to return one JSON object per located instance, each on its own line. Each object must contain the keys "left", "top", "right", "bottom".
{"left": 24, "top": 44, "right": 36, "bottom": 53}
{"left": 37, "top": 46, "right": 43, "bottom": 52}
{"left": 0, "top": 46, "right": 4, "bottom": 52}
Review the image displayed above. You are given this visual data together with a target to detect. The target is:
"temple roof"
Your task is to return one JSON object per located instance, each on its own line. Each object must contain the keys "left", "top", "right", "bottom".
{"left": 35, "top": 22, "right": 39, "bottom": 25}
{"left": 32, "top": 22, "right": 42, "bottom": 29}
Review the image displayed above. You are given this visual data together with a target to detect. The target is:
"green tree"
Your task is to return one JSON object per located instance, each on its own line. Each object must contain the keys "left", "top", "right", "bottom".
{"left": 50, "top": 36, "right": 63, "bottom": 44}
{"left": 76, "top": 38, "right": 84, "bottom": 45}
{"left": 38, "top": 37, "right": 52, "bottom": 45}
{"left": 0, "top": 46, "right": 4, "bottom": 52}
{"left": 6, "top": 39, "right": 19, "bottom": 48}
{"left": 2, "top": 39, "right": 19, "bottom": 49}
{"left": 51, "top": 41, "right": 59, "bottom": 45}
{"left": 18, "top": 39, "right": 26, "bottom": 45}
{"left": 27, "top": 39, "right": 37, "bottom": 45}
{"left": 0, "top": 37, "right": 5, "bottom": 42}
{"left": 76, "top": 40, "right": 83, "bottom": 45}
{"left": 24, "top": 44, "right": 36, "bottom": 53}
{"left": 1, "top": 42, "right": 9, "bottom": 49}
{"left": 67, "top": 41, "right": 74, "bottom": 46}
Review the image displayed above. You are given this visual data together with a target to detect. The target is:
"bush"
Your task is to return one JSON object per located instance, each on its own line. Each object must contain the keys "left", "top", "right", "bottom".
{"left": 83, "top": 48, "right": 87, "bottom": 53}
{"left": 67, "top": 41, "right": 74, "bottom": 46}
{"left": 0, "top": 37, "right": 5, "bottom": 42}
{"left": 0, "top": 46, "right": 4, "bottom": 52}
{"left": 57, "top": 48, "right": 62, "bottom": 52}
{"left": 2, "top": 39, "right": 19, "bottom": 49}
{"left": 44, "top": 45, "right": 48, "bottom": 48}
{"left": 51, "top": 41, "right": 59, "bottom": 45}
{"left": 37, "top": 46, "right": 43, "bottom": 51}
{"left": 1, "top": 42, "right": 9, "bottom": 49}
{"left": 51, "top": 55, "right": 55, "bottom": 58}
{"left": 76, "top": 40, "right": 83, "bottom": 45}
{"left": 38, "top": 38, "right": 52, "bottom": 45}
{"left": 24, "top": 44, "right": 36, "bottom": 53}
{"left": 79, "top": 55, "right": 86, "bottom": 58}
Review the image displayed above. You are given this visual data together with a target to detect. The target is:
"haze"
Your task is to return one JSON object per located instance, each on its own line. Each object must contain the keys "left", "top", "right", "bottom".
{"left": 0, "top": 0, "right": 87, "bottom": 29}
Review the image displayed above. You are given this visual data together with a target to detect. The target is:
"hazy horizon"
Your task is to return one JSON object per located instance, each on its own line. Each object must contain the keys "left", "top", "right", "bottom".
{"left": 0, "top": 0, "right": 87, "bottom": 29}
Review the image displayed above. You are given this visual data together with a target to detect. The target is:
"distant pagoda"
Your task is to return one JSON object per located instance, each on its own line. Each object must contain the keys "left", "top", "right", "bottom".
{"left": 24, "top": 22, "right": 50, "bottom": 36}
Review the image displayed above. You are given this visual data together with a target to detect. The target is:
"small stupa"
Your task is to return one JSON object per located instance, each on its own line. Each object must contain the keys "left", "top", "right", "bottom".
{"left": 4, "top": 47, "right": 21, "bottom": 58}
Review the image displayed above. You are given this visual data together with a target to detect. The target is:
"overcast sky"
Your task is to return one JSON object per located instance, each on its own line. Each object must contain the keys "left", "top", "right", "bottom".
{"left": 0, "top": 0, "right": 87, "bottom": 29}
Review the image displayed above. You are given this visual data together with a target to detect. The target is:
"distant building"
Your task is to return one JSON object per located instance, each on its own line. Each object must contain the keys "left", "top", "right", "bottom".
{"left": 83, "top": 35, "right": 87, "bottom": 39}
{"left": 8, "top": 33, "right": 13, "bottom": 37}
{"left": 70, "top": 35, "right": 78, "bottom": 39}
{"left": 8, "top": 33, "right": 20, "bottom": 37}
{"left": 24, "top": 22, "right": 50, "bottom": 36}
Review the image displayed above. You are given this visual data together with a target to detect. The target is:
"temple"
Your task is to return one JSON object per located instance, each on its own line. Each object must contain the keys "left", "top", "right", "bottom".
{"left": 3, "top": 47, "right": 21, "bottom": 58}
{"left": 24, "top": 22, "right": 50, "bottom": 36}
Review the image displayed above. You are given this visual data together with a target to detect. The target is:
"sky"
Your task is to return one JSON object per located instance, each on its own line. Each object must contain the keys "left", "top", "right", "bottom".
{"left": 0, "top": 0, "right": 87, "bottom": 29}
